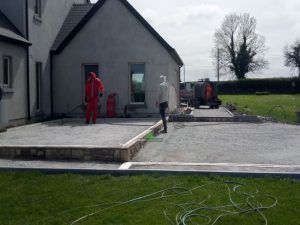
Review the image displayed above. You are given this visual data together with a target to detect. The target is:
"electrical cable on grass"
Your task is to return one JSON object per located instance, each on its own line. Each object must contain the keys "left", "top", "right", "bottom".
{"left": 63, "top": 181, "right": 277, "bottom": 225}
{"left": 31, "top": 181, "right": 277, "bottom": 225}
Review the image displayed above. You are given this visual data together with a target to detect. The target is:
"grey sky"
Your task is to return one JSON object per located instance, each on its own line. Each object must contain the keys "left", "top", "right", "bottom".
{"left": 90, "top": 0, "right": 300, "bottom": 81}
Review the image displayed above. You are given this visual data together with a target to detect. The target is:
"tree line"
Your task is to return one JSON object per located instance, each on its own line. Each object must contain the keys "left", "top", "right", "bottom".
{"left": 213, "top": 13, "right": 300, "bottom": 79}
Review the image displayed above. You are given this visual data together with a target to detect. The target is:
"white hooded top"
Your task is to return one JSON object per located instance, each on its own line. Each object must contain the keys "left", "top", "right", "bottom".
{"left": 158, "top": 75, "right": 169, "bottom": 104}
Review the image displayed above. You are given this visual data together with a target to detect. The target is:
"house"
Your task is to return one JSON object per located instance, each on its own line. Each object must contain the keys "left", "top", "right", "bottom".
{"left": 0, "top": 9, "right": 30, "bottom": 129}
{"left": 51, "top": 0, "right": 184, "bottom": 117}
{"left": 0, "top": 0, "right": 183, "bottom": 128}
{"left": 0, "top": 0, "right": 90, "bottom": 128}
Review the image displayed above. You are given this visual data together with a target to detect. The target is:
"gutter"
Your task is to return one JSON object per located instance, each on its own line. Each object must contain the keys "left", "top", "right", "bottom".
{"left": 25, "top": 0, "right": 31, "bottom": 121}
{"left": 178, "top": 65, "right": 182, "bottom": 106}
{"left": 50, "top": 52, "right": 53, "bottom": 118}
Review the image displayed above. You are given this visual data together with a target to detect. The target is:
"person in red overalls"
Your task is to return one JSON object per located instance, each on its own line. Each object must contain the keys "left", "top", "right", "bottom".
{"left": 85, "top": 72, "right": 104, "bottom": 124}
{"left": 205, "top": 82, "right": 213, "bottom": 103}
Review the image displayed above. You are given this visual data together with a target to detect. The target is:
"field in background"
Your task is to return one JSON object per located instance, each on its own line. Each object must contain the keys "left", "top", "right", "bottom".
{"left": 220, "top": 94, "right": 300, "bottom": 124}
{"left": 0, "top": 172, "right": 299, "bottom": 225}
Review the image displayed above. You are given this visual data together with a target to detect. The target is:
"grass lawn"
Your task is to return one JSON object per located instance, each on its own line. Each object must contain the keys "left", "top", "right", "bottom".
{"left": 220, "top": 94, "right": 300, "bottom": 124}
{"left": 0, "top": 172, "right": 300, "bottom": 225}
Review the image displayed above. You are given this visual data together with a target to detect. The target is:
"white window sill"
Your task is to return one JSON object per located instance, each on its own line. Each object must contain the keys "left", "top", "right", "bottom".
{"left": 3, "top": 88, "right": 14, "bottom": 93}
{"left": 129, "top": 102, "right": 145, "bottom": 105}
{"left": 126, "top": 103, "right": 147, "bottom": 109}
{"left": 34, "top": 15, "right": 42, "bottom": 23}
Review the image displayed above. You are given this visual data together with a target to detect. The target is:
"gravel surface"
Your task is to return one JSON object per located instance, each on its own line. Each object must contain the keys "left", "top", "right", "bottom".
{"left": 0, "top": 118, "right": 159, "bottom": 147}
{"left": 133, "top": 122, "right": 300, "bottom": 165}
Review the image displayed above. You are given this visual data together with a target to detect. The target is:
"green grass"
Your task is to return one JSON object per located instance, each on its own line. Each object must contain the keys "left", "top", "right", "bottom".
{"left": 220, "top": 94, "right": 300, "bottom": 124}
{"left": 0, "top": 172, "right": 300, "bottom": 225}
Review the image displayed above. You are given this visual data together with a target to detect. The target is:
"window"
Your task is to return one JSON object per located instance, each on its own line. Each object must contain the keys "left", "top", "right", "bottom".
{"left": 36, "top": 62, "right": 42, "bottom": 111}
{"left": 130, "top": 64, "right": 145, "bottom": 104}
{"left": 3, "top": 56, "right": 12, "bottom": 88}
{"left": 34, "top": 0, "right": 42, "bottom": 18}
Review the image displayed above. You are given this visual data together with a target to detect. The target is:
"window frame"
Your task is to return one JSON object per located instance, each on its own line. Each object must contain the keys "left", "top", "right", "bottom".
{"left": 129, "top": 63, "right": 146, "bottom": 105}
{"left": 3, "top": 56, "right": 12, "bottom": 88}
{"left": 34, "top": 0, "right": 42, "bottom": 19}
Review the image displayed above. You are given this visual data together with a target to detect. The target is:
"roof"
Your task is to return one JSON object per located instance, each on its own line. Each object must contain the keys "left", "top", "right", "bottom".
{"left": 51, "top": 3, "right": 94, "bottom": 51}
{"left": 51, "top": 0, "right": 183, "bottom": 67}
{"left": 0, "top": 10, "right": 31, "bottom": 46}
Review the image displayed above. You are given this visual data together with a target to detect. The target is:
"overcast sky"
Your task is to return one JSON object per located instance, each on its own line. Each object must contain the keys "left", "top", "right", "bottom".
{"left": 90, "top": 0, "right": 300, "bottom": 81}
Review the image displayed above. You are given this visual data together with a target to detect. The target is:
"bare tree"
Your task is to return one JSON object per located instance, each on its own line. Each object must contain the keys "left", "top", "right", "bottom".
{"left": 284, "top": 39, "right": 300, "bottom": 77}
{"left": 213, "top": 13, "right": 268, "bottom": 79}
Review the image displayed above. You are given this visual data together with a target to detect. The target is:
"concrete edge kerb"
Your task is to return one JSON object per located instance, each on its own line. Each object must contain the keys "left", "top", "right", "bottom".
{"left": 118, "top": 120, "right": 163, "bottom": 161}
{"left": 122, "top": 120, "right": 163, "bottom": 148}
{"left": 169, "top": 116, "right": 261, "bottom": 123}
{"left": 1, "top": 167, "right": 300, "bottom": 179}
{"left": 0, "top": 145, "right": 126, "bottom": 149}
{"left": 223, "top": 106, "right": 235, "bottom": 116}
{"left": 126, "top": 161, "right": 300, "bottom": 169}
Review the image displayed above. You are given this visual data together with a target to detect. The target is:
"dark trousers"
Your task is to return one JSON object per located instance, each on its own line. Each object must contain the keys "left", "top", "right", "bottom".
{"left": 159, "top": 102, "right": 168, "bottom": 131}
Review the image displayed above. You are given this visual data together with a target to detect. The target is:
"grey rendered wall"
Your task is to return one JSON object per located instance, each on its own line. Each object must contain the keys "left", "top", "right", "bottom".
{"left": 53, "top": 0, "right": 180, "bottom": 116}
{"left": 27, "top": 0, "right": 87, "bottom": 119}
{"left": 0, "top": 42, "right": 27, "bottom": 123}
{"left": 168, "top": 57, "right": 180, "bottom": 111}
{"left": 0, "top": 0, "right": 27, "bottom": 37}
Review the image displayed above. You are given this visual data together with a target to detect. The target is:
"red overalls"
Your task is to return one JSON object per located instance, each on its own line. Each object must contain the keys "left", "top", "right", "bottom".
{"left": 205, "top": 83, "right": 213, "bottom": 103}
{"left": 85, "top": 72, "right": 104, "bottom": 124}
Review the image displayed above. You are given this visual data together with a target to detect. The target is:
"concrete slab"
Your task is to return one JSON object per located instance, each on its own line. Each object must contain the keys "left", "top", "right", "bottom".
{"left": 133, "top": 122, "right": 300, "bottom": 166}
{"left": 0, "top": 118, "right": 159, "bottom": 146}
{"left": 0, "top": 118, "right": 162, "bottom": 162}
{"left": 169, "top": 107, "right": 260, "bottom": 123}
{"left": 1, "top": 117, "right": 300, "bottom": 176}
{"left": 192, "top": 107, "right": 233, "bottom": 118}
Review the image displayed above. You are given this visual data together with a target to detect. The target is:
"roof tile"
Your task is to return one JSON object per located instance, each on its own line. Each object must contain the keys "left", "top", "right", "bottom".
{"left": 51, "top": 4, "right": 93, "bottom": 51}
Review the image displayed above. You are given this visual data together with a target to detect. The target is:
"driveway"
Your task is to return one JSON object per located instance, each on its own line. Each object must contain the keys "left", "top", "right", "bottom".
{"left": 1, "top": 117, "right": 300, "bottom": 174}
{"left": 133, "top": 122, "right": 300, "bottom": 165}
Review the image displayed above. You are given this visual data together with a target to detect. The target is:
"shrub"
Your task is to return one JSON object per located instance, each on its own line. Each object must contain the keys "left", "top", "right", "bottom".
{"left": 218, "top": 77, "right": 300, "bottom": 94}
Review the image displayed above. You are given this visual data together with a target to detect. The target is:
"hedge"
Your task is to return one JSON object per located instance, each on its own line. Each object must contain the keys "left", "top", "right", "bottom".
{"left": 217, "top": 77, "right": 300, "bottom": 94}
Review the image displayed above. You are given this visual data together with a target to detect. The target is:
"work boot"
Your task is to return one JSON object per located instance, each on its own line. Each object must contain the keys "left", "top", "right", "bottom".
{"left": 85, "top": 120, "right": 90, "bottom": 124}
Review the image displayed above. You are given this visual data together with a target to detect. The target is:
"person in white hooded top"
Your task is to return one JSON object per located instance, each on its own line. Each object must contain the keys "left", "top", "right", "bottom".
{"left": 156, "top": 75, "right": 169, "bottom": 133}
